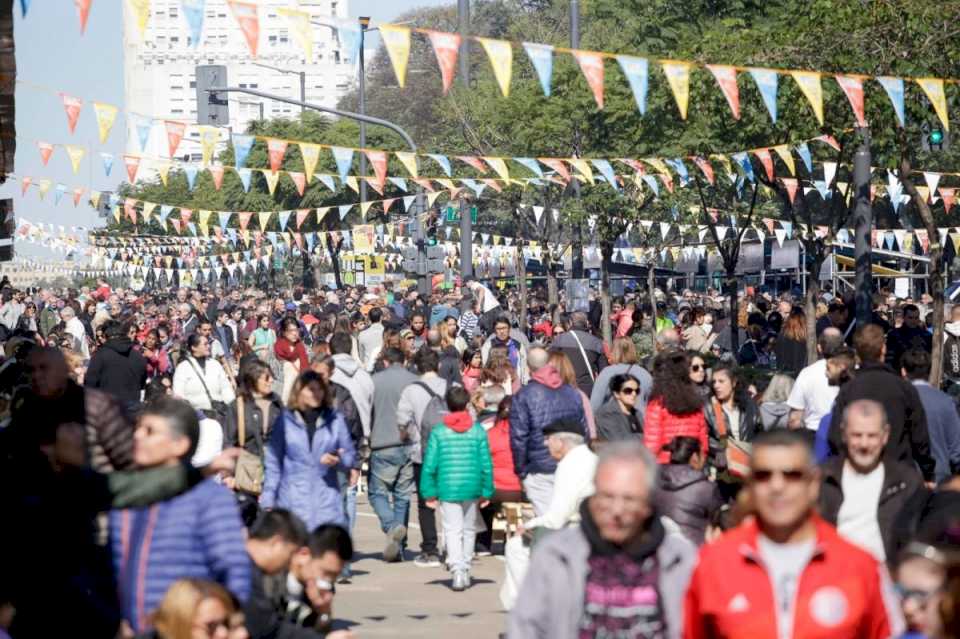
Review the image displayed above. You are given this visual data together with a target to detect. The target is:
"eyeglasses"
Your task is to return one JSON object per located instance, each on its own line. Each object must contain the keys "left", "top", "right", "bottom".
{"left": 690, "top": 364, "right": 703, "bottom": 372}
{"left": 750, "top": 468, "right": 808, "bottom": 483}
{"left": 619, "top": 387, "right": 639, "bottom": 395}
{"left": 894, "top": 584, "right": 940, "bottom": 608}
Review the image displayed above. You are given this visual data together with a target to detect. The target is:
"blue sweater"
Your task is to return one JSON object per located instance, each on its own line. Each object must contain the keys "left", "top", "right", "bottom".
{"left": 913, "top": 381, "right": 960, "bottom": 482}
{"left": 110, "top": 478, "right": 251, "bottom": 633}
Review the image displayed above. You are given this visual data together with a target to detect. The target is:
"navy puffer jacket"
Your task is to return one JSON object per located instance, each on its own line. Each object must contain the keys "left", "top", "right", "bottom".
{"left": 510, "top": 365, "right": 587, "bottom": 477}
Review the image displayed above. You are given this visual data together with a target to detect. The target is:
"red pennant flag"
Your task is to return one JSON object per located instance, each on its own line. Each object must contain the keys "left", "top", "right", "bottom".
{"left": 75, "top": 0, "right": 92, "bottom": 34}
{"left": 763, "top": 218, "right": 775, "bottom": 234}
{"left": 538, "top": 158, "right": 571, "bottom": 181}
{"left": 123, "top": 155, "right": 141, "bottom": 183}
{"left": 295, "top": 209, "right": 311, "bottom": 229}
{"left": 20, "top": 177, "right": 31, "bottom": 195}
{"left": 180, "top": 209, "right": 193, "bottom": 224}
{"left": 289, "top": 171, "right": 306, "bottom": 196}
{"left": 227, "top": 0, "right": 260, "bottom": 57}
{"left": 572, "top": 50, "right": 604, "bottom": 109}
{"left": 753, "top": 148, "right": 775, "bottom": 181}
{"left": 60, "top": 93, "right": 83, "bottom": 133}
{"left": 72, "top": 187, "right": 85, "bottom": 206}
{"left": 692, "top": 157, "right": 715, "bottom": 185}
{"left": 457, "top": 156, "right": 488, "bottom": 174}
{"left": 835, "top": 75, "right": 866, "bottom": 127}
{"left": 383, "top": 198, "right": 396, "bottom": 213}
{"left": 124, "top": 198, "right": 137, "bottom": 223}
{"left": 706, "top": 65, "right": 740, "bottom": 119}
{"left": 412, "top": 178, "right": 436, "bottom": 192}
{"left": 365, "top": 150, "right": 388, "bottom": 191}
{"left": 209, "top": 165, "right": 224, "bottom": 190}
{"left": 238, "top": 212, "right": 253, "bottom": 230}
{"left": 37, "top": 141, "right": 54, "bottom": 165}
{"left": 781, "top": 177, "right": 799, "bottom": 204}
{"left": 941, "top": 187, "right": 956, "bottom": 213}
{"left": 364, "top": 177, "right": 384, "bottom": 196}
{"left": 426, "top": 30, "right": 461, "bottom": 94}
{"left": 620, "top": 159, "right": 646, "bottom": 174}
{"left": 267, "top": 138, "right": 288, "bottom": 172}
{"left": 659, "top": 173, "right": 674, "bottom": 193}
{"left": 165, "top": 120, "right": 186, "bottom": 157}
{"left": 816, "top": 134, "right": 841, "bottom": 151}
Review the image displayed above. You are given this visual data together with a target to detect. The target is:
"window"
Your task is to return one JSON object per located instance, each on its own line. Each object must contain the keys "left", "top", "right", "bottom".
{"left": 189, "top": 80, "right": 196, "bottom": 88}
{"left": 249, "top": 83, "right": 258, "bottom": 89}
{"left": 334, "top": 51, "right": 341, "bottom": 63}
{"left": 268, "top": 35, "right": 277, "bottom": 44}
{"left": 171, "top": 108, "right": 184, "bottom": 114}
{"left": 169, "top": 7, "right": 178, "bottom": 18}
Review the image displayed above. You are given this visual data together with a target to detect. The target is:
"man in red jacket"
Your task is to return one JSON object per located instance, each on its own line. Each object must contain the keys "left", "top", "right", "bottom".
{"left": 683, "top": 429, "right": 904, "bottom": 639}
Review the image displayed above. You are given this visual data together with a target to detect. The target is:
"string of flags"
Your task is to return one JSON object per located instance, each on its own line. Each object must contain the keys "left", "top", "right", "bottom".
{"left": 372, "top": 22, "right": 951, "bottom": 130}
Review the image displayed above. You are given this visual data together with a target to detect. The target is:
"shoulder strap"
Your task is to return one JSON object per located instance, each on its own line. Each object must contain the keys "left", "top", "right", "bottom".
{"left": 569, "top": 330, "right": 596, "bottom": 382}
{"left": 186, "top": 357, "right": 216, "bottom": 405}
{"left": 413, "top": 381, "right": 441, "bottom": 399}
{"left": 712, "top": 399, "right": 727, "bottom": 438}
{"left": 237, "top": 395, "right": 245, "bottom": 446}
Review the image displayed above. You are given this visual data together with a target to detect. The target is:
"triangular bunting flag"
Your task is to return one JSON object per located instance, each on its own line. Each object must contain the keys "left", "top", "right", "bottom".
{"left": 267, "top": 138, "right": 288, "bottom": 172}
{"left": 791, "top": 71, "right": 824, "bottom": 125}
{"left": 917, "top": 78, "right": 949, "bottom": 131}
{"left": 478, "top": 37, "right": 513, "bottom": 97}
{"left": 616, "top": 55, "right": 649, "bottom": 115}
{"left": 748, "top": 68, "right": 778, "bottom": 123}
{"left": 835, "top": 75, "right": 867, "bottom": 127}
{"left": 227, "top": 0, "right": 259, "bottom": 57}
{"left": 706, "top": 65, "right": 739, "bottom": 119}
{"left": 661, "top": 61, "right": 692, "bottom": 119}
{"left": 523, "top": 42, "right": 554, "bottom": 96}
{"left": 380, "top": 24, "right": 411, "bottom": 87}
{"left": 572, "top": 50, "right": 604, "bottom": 109}
{"left": 426, "top": 30, "right": 461, "bottom": 94}
{"left": 299, "top": 143, "right": 320, "bottom": 184}
{"left": 165, "top": 120, "right": 186, "bottom": 157}
{"left": 60, "top": 93, "right": 83, "bottom": 133}
{"left": 876, "top": 76, "right": 905, "bottom": 127}
{"left": 123, "top": 155, "right": 141, "bottom": 183}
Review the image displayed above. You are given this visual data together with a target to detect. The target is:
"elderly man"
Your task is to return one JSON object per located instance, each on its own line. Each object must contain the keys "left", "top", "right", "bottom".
{"left": 508, "top": 441, "right": 696, "bottom": 638}
{"left": 818, "top": 399, "right": 924, "bottom": 561}
{"left": 60, "top": 306, "right": 89, "bottom": 358}
{"left": 683, "top": 429, "right": 904, "bottom": 639}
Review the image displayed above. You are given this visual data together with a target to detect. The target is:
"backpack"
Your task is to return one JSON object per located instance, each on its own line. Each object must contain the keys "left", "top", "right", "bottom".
{"left": 944, "top": 333, "right": 960, "bottom": 380}
{"left": 414, "top": 381, "right": 449, "bottom": 447}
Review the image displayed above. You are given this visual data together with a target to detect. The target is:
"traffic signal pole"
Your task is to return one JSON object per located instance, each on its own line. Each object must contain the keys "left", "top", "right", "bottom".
{"left": 458, "top": 0, "right": 473, "bottom": 281}
{"left": 853, "top": 127, "right": 873, "bottom": 327}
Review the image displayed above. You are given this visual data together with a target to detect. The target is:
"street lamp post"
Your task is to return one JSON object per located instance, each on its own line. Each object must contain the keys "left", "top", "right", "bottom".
{"left": 251, "top": 61, "right": 306, "bottom": 114}
{"left": 358, "top": 16, "right": 370, "bottom": 205}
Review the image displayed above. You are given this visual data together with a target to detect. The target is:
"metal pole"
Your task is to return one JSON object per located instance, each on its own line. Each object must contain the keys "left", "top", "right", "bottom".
{"left": 570, "top": 0, "right": 583, "bottom": 279}
{"left": 460, "top": 197, "right": 473, "bottom": 279}
{"left": 458, "top": 0, "right": 470, "bottom": 86}
{"left": 853, "top": 127, "right": 873, "bottom": 326}
{"left": 359, "top": 24, "right": 368, "bottom": 204}
{"left": 299, "top": 71, "right": 306, "bottom": 114}
{"left": 259, "top": 103, "right": 264, "bottom": 122}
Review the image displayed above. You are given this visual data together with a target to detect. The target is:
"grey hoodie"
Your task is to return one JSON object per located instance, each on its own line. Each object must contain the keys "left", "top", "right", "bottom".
{"left": 331, "top": 353, "right": 375, "bottom": 437}
{"left": 370, "top": 363, "right": 418, "bottom": 450}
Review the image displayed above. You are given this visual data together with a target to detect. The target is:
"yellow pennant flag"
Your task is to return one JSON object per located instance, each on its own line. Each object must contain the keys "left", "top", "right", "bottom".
{"left": 277, "top": 8, "right": 312, "bottom": 61}
{"left": 790, "top": 71, "right": 824, "bottom": 125}
{"left": 128, "top": 0, "right": 150, "bottom": 40}
{"left": 262, "top": 170, "right": 280, "bottom": 195}
{"left": 143, "top": 202, "right": 157, "bottom": 222}
{"left": 199, "top": 209, "right": 213, "bottom": 227}
{"left": 199, "top": 126, "right": 220, "bottom": 167}
{"left": 477, "top": 37, "right": 513, "bottom": 97}
{"left": 93, "top": 102, "right": 119, "bottom": 143}
{"left": 569, "top": 159, "right": 594, "bottom": 183}
{"left": 113, "top": 206, "right": 121, "bottom": 224}
{"left": 90, "top": 190, "right": 102, "bottom": 209}
{"left": 772, "top": 145, "right": 795, "bottom": 176}
{"left": 155, "top": 160, "right": 171, "bottom": 186}
{"left": 483, "top": 157, "right": 511, "bottom": 181}
{"left": 380, "top": 25, "right": 411, "bottom": 88}
{"left": 661, "top": 61, "right": 692, "bottom": 119}
{"left": 198, "top": 223, "right": 209, "bottom": 237}
{"left": 360, "top": 200, "right": 374, "bottom": 220}
{"left": 346, "top": 176, "right": 360, "bottom": 193}
{"left": 395, "top": 151, "right": 419, "bottom": 178}
{"left": 316, "top": 207, "right": 330, "bottom": 223}
{"left": 37, "top": 179, "right": 52, "bottom": 200}
{"left": 427, "top": 191, "right": 443, "bottom": 207}
{"left": 64, "top": 145, "right": 86, "bottom": 174}
{"left": 258, "top": 211, "right": 272, "bottom": 230}
{"left": 917, "top": 78, "right": 950, "bottom": 131}
{"left": 299, "top": 143, "right": 320, "bottom": 183}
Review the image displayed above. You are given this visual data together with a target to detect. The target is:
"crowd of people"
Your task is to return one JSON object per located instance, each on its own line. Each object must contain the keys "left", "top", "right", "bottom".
{"left": 1, "top": 273, "right": 960, "bottom": 639}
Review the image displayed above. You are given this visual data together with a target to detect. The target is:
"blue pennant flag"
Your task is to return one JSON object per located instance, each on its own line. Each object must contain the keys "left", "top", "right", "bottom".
{"left": 101, "top": 152, "right": 114, "bottom": 176}
{"left": 339, "top": 204, "right": 353, "bottom": 220}
{"left": 187, "top": 222, "right": 197, "bottom": 236}
{"left": 523, "top": 42, "right": 554, "bottom": 96}
{"left": 237, "top": 168, "right": 252, "bottom": 192}
{"left": 337, "top": 21, "right": 362, "bottom": 63}
{"left": 181, "top": 0, "right": 205, "bottom": 48}
{"left": 218, "top": 211, "right": 231, "bottom": 230}
{"left": 227, "top": 228, "right": 238, "bottom": 243}
{"left": 749, "top": 68, "right": 778, "bottom": 123}
{"left": 159, "top": 205, "right": 173, "bottom": 223}
{"left": 232, "top": 134, "right": 255, "bottom": 168}
{"left": 132, "top": 115, "right": 152, "bottom": 151}
{"left": 184, "top": 165, "right": 198, "bottom": 190}
{"left": 54, "top": 184, "right": 66, "bottom": 205}
{"left": 735, "top": 175, "right": 745, "bottom": 199}
{"left": 814, "top": 180, "right": 830, "bottom": 200}
{"left": 591, "top": 159, "right": 619, "bottom": 189}
{"left": 616, "top": 55, "right": 649, "bottom": 115}
{"left": 109, "top": 193, "right": 121, "bottom": 208}
{"left": 278, "top": 210, "right": 292, "bottom": 230}
{"left": 388, "top": 176, "right": 408, "bottom": 192}
{"left": 876, "top": 76, "right": 905, "bottom": 128}
{"left": 267, "top": 231, "right": 278, "bottom": 246}
{"left": 305, "top": 232, "right": 316, "bottom": 252}
{"left": 318, "top": 174, "right": 337, "bottom": 191}
{"left": 666, "top": 158, "right": 690, "bottom": 184}
{"left": 460, "top": 179, "right": 485, "bottom": 197}
{"left": 732, "top": 152, "right": 755, "bottom": 182}
{"left": 19, "top": 0, "right": 29, "bottom": 17}
{"left": 795, "top": 143, "right": 813, "bottom": 174}
{"left": 331, "top": 147, "right": 354, "bottom": 183}
{"left": 427, "top": 154, "right": 452, "bottom": 176}
{"left": 514, "top": 157, "right": 543, "bottom": 178}
{"left": 641, "top": 174, "right": 659, "bottom": 197}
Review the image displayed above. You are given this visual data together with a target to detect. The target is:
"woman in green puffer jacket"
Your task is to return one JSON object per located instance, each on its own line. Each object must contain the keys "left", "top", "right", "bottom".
{"left": 419, "top": 386, "right": 494, "bottom": 591}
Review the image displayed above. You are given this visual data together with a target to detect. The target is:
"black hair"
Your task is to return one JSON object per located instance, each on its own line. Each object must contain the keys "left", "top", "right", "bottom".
{"left": 186, "top": 332, "right": 206, "bottom": 352}
{"left": 144, "top": 375, "right": 173, "bottom": 403}
{"left": 307, "top": 524, "right": 354, "bottom": 562}
{"left": 329, "top": 332, "right": 354, "bottom": 356}
{"left": 751, "top": 428, "right": 814, "bottom": 459}
{"left": 413, "top": 347, "right": 440, "bottom": 374}
{"left": 381, "top": 347, "right": 406, "bottom": 365}
{"left": 280, "top": 318, "right": 300, "bottom": 334}
{"left": 140, "top": 397, "right": 201, "bottom": 460}
{"left": 445, "top": 385, "right": 471, "bottom": 412}
{"left": 462, "top": 346, "right": 480, "bottom": 367}
{"left": 249, "top": 509, "right": 308, "bottom": 546}
{"left": 368, "top": 307, "right": 382, "bottom": 323}
{"left": 901, "top": 348, "right": 932, "bottom": 380}
{"left": 662, "top": 436, "right": 702, "bottom": 464}
{"left": 496, "top": 395, "right": 512, "bottom": 422}
{"left": 494, "top": 315, "right": 511, "bottom": 328}
{"left": 103, "top": 320, "right": 126, "bottom": 341}
{"left": 239, "top": 358, "right": 272, "bottom": 398}
{"left": 609, "top": 373, "right": 640, "bottom": 394}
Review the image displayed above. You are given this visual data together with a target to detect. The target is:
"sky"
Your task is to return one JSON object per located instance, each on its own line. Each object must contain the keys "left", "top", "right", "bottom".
{"left": 7, "top": 0, "right": 450, "bottom": 263}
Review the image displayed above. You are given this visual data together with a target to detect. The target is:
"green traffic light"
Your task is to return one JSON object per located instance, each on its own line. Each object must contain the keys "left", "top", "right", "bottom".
{"left": 930, "top": 129, "right": 944, "bottom": 145}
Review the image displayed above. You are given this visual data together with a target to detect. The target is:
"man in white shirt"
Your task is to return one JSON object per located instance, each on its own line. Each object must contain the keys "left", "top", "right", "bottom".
{"left": 787, "top": 327, "right": 844, "bottom": 430}
{"left": 817, "top": 399, "right": 924, "bottom": 561}
{"left": 60, "top": 306, "right": 89, "bottom": 359}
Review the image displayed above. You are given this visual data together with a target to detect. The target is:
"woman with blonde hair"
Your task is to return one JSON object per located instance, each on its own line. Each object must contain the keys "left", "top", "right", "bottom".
{"left": 146, "top": 578, "right": 245, "bottom": 639}
{"left": 759, "top": 373, "right": 795, "bottom": 430}
{"left": 547, "top": 350, "right": 597, "bottom": 438}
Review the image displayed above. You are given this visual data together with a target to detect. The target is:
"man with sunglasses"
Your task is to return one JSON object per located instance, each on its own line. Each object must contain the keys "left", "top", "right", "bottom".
{"left": 683, "top": 429, "right": 904, "bottom": 639}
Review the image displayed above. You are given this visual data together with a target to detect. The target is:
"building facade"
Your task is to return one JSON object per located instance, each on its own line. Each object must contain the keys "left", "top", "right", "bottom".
{"left": 121, "top": 0, "right": 355, "bottom": 161}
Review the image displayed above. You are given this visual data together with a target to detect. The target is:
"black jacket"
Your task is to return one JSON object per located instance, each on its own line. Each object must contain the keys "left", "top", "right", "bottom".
{"left": 243, "top": 562, "right": 324, "bottom": 639}
{"left": 223, "top": 393, "right": 285, "bottom": 459}
{"left": 549, "top": 329, "right": 608, "bottom": 396}
{"left": 774, "top": 335, "right": 807, "bottom": 374}
{"left": 885, "top": 326, "right": 932, "bottom": 371}
{"left": 827, "top": 362, "right": 935, "bottom": 481}
{"left": 438, "top": 346, "right": 464, "bottom": 388}
{"left": 594, "top": 397, "right": 642, "bottom": 442}
{"left": 656, "top": 464, "right": 724, "bottom": 546}
{"left": 84, "top": 338, "right": 148, "bottom": 407}
{"left": 818, "top": 457, "right": 924, "bottom": 561}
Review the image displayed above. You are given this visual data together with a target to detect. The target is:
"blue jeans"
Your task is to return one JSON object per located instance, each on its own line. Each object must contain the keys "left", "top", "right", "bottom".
{"left": 338, "top": 469, "right": 359, "bottom": 576}
{"left": 368, "top": 446, "right": 414, "bottom": 537}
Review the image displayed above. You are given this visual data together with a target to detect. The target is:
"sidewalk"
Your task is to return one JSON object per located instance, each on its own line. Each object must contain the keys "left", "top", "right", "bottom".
{"left": 331, "top": 496, "right": 508, "bottom": 638}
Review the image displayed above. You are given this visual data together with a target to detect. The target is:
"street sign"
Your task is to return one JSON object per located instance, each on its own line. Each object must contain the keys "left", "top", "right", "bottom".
{"left": 426, "top": 245, "right": 445, "bottom": 260}
{"left": 402, "top": 259, "right": 417, "bottom": 272}
{"left": 427, "top": 258, "right": 445, "bottom": 272}
{"left": 445, "top": 206, "right": 458, "bottom": 222}
{"left": 400, "top": 246, "right": 418, "bottom": 260}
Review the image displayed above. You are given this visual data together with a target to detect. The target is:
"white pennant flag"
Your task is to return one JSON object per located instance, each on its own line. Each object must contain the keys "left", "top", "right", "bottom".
{"left": 822, "top": 161, "right": 838, "bottom": 187}
{"left": 923, "top": 172, "right": 941, "bottom": 203}
{"left": 552, "top": 209, "right": 560, "bottom": 223}
{"left": 532, "top": 206, "right": 544, "bottom": 225}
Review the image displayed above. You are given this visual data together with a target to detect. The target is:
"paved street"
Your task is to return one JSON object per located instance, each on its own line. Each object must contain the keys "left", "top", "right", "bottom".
{"left": 332, "top": 496, "right": 508, "bottom": 638}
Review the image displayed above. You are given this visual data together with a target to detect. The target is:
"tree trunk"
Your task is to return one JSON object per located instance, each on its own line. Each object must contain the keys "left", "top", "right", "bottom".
{"left": 724, "top": 268, "right": 740, "bottom": 355}
{"left": 516, "top": 243, "right": 529, "bottom": 333}
{"left": 647, "top": 256, "right": 658, "bottom": 350}
{"left": 326, "top": 234, "right": 343, "bottom": 290}
{"left": 600, "top": 242, "right": 614, "bottom": 347}
{"left": 546, "top": 267, "right": 559, "bottom": 306}
{"left": 805, "top": 249, "right": 823, "bottom": 365}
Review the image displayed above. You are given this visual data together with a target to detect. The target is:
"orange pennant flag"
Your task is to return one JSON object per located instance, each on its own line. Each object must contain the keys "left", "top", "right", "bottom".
{"left": 209, "top": 165, "right": 225, "bottom": 190}
{"left": 123, "top": 155, "right": 141, "bottom": 183}
{"left": 295, "top": 209, "right": 311, "bottom": 229}
{"left": 72, "top": 187, "right": 86, "bottom": 207}
{"left": 692, "top": 157, "right": 715, "bottom": 185}
{"left": 227, "top": 0, "right": 260, "bottom": 57}
{"left": 60, "top": 93, "right": 83, "bottom": 133}
{"left": 37, "top": 141, "right": 54, "bottom": 166}
{"left": 706, "top": 65, "right": 740, "bottom": 119}
{"left": 426, "top": 30, "right": 461, "bottom": 94}
{"left": 20, "top": 176, "right": 31, "bottom": 196}
{"left": 835, "top": 75, "right": 867, "bottom": 127}
{"left": 572, "top": 50, "right": 604, "bottom": 109}
{"left": 365, "top": 150, "right": 389, "bottom": 191}
{"left": 781, "top": 178, "right": 799, "bottom": 204}
{"left": 457, "top": 156, "right": 488, "bottom": 173}
{"left": 75, "top": 0, "right": 92, "bottom": 34}
{"left": 289, "top": 171, "right": 306, "bottom": 196}
{"left": 364, "top": 177, "right": 384, "bottom": 196}
{"left": 267, "top": 138, "right": 288, "bottom": 172}
{"left": 753, "top": 149, "right": 775, "bottom": 181}
{"left": 165, "top": 120, "right": 186, "bottom": 157}
{"left": 538, "top": 158, "right": 571, "bottom": 182}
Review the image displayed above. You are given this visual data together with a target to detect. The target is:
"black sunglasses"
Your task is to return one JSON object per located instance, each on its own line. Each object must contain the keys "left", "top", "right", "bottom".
{"left": 690, "top": 364, "right": 703, "bottom": 372}
{"left": 751, "top": 468, "right": 808, "bottom": 483}
{"left": 619, "top": 386, "right": 639, "bottom": 395}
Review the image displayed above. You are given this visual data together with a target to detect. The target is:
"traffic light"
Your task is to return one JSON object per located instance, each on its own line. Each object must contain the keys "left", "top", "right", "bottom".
{"left": 195, "top": 65, "right": 230, "bottom": 126}
{"left": 922, "top": 122, "right": 949, "bottom": 151}
{"left": 930, "top": 129, "right": 944, "bottom": 146}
